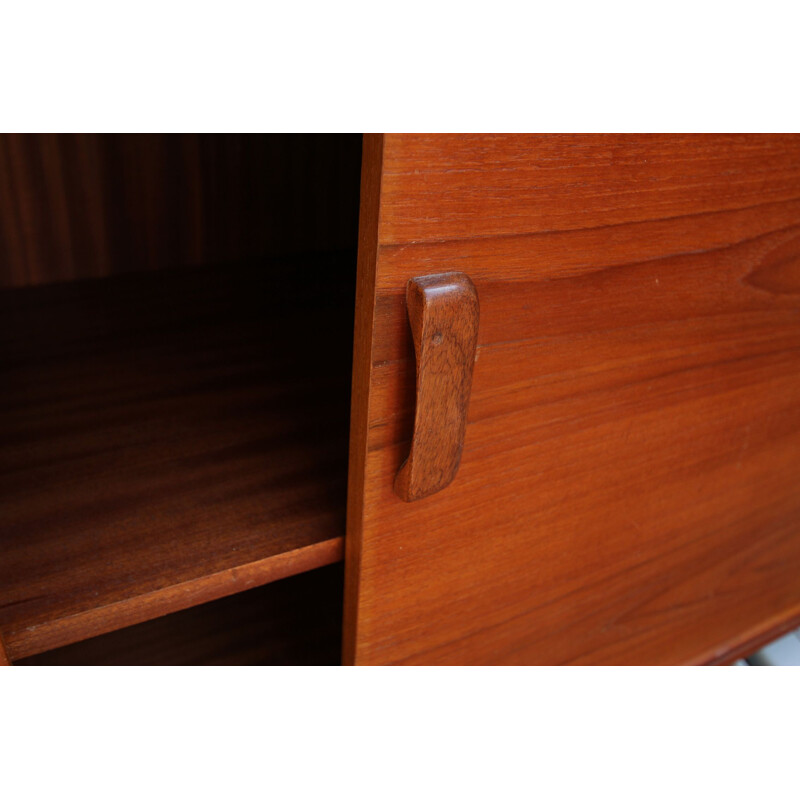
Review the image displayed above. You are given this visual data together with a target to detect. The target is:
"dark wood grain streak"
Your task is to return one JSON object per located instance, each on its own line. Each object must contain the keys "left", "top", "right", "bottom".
{"left": 0, "top": 634, "right": 9, "bottom": 665}
{"left": 0, "top": 255, "right": 354, "bottom": 660}
{"left": 0, "top": 134, "right": 362, "bottom": 288}
{"left": 17, "top": 564, "right": 344, "bottom": 666}
{"left": 395, "top": 273, "right": 479, "bottom": 502}
{"left": 346, "top": 134, "right": 800, "bottom": 665}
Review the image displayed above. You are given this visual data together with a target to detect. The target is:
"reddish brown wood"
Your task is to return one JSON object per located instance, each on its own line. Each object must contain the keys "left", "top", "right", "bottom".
{"left": 6, "top": 540, "right": 344, "bottom": 661}
{"left": 395, "top": 273, "right": 479, "bottom": 502}
{"left": 0, "top": 256, "right": 353, "bottom": 660}
{"left": 342, "top": 134, "right": 384, "bottom": 665}
{"left": 17, "top": 564, "right": 344, "bottom": 666}
{"left": 376, "top": 134, "right": 800, "bottom": 247}
{"left": 343, "top": 134, "right": 800, "bottom": 665}
{"left": 0, "top": 134, "right": 362, "bottom": 288}
{"left": 699, "top": 607, "right": 800, "bottom": 665}
{"left": 0, "top": 634, "right": 9, "bottom": 666}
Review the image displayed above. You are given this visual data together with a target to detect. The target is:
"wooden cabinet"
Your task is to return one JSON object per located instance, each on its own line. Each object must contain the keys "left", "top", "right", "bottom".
{"left": 3, "top": 134, "right": 800, "bottom": 665}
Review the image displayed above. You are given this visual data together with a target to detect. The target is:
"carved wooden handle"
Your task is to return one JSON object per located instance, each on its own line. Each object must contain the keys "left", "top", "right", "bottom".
{"left": 394, "top": 273, "right": 480, "bottom": 502}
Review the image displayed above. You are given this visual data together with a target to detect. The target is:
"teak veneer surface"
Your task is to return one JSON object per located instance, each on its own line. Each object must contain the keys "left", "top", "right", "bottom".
{"left": 344, "top": 134, "right": 800, "bottom": 665}
{"left": 0, "top": 255, "right": 353, "bottom": 660}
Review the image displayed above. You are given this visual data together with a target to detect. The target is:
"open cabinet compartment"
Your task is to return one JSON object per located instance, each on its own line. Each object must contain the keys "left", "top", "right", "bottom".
{"left": 0, "top": 134, "right": 362, "bottom": 664}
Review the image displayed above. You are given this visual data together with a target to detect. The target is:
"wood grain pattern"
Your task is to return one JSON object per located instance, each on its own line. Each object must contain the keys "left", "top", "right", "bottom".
{"left": 377, "top": 134, "right": 800, "bottom": 247}
{"left": 0, "top": 134, "right": 362, "bottom": 288}
{"left": 17, "top": 564, "right": 344, "bottom": 666}
{"left": 0, "top": 255, "right": 354, "bottom": 660}
{"left": 343, "top": 134, "right": 800, "bottom": 665}
{"left": 394, "top": 273, "right": 479, "bottom": 502}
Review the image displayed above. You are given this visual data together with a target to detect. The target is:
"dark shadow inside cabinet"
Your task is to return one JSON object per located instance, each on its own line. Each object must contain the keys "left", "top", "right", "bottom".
{"left": 0, "top": 134, "right": 362, "bottom": 665}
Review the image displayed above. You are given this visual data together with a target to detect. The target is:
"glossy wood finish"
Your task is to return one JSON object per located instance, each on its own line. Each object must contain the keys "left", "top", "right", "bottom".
{"left": 344, "top": 134, "right": 800, "bottom": 665}
{"left": 0, "top": 134, "right": 362, "bottom": 288}
{"left": 18, "top": 564, "right": 344, "bottom": 666}
{"left": 0, "top": 255, "right": 354, "bottom": 660}
{"left": 395, "top": 273, "right": 479, "bottom": 502}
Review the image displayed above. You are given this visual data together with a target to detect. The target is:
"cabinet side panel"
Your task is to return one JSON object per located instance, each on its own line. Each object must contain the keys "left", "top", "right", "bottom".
{"left": 352, "top": 134, "right": 800, "bottom": 665}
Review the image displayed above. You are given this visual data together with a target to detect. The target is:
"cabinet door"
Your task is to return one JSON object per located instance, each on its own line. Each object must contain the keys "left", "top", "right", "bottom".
{"left": 343, "top": 134, "right": 800, "bottom": 665}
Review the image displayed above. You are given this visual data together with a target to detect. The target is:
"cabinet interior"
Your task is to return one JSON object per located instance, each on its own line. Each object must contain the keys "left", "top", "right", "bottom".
{"left": 0, "top": 134, "right": 362, "bottom": 664}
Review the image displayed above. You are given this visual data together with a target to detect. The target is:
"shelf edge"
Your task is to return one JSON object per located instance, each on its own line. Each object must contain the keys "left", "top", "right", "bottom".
{"left": 6, "top": 537, "right": 344, "bottom": 661}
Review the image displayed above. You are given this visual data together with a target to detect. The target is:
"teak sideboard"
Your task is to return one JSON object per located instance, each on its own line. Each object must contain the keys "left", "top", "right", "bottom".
{"left": 2, "top": 133, "right": 799, "bottom": 666}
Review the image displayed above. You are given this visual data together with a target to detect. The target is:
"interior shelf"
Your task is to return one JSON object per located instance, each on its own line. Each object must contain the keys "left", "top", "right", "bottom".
{"left": 18, "top": 564, "right": 344, "bottom": 666}
{"left": 0, "top": 254, "right": 354, "bottom": 660}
